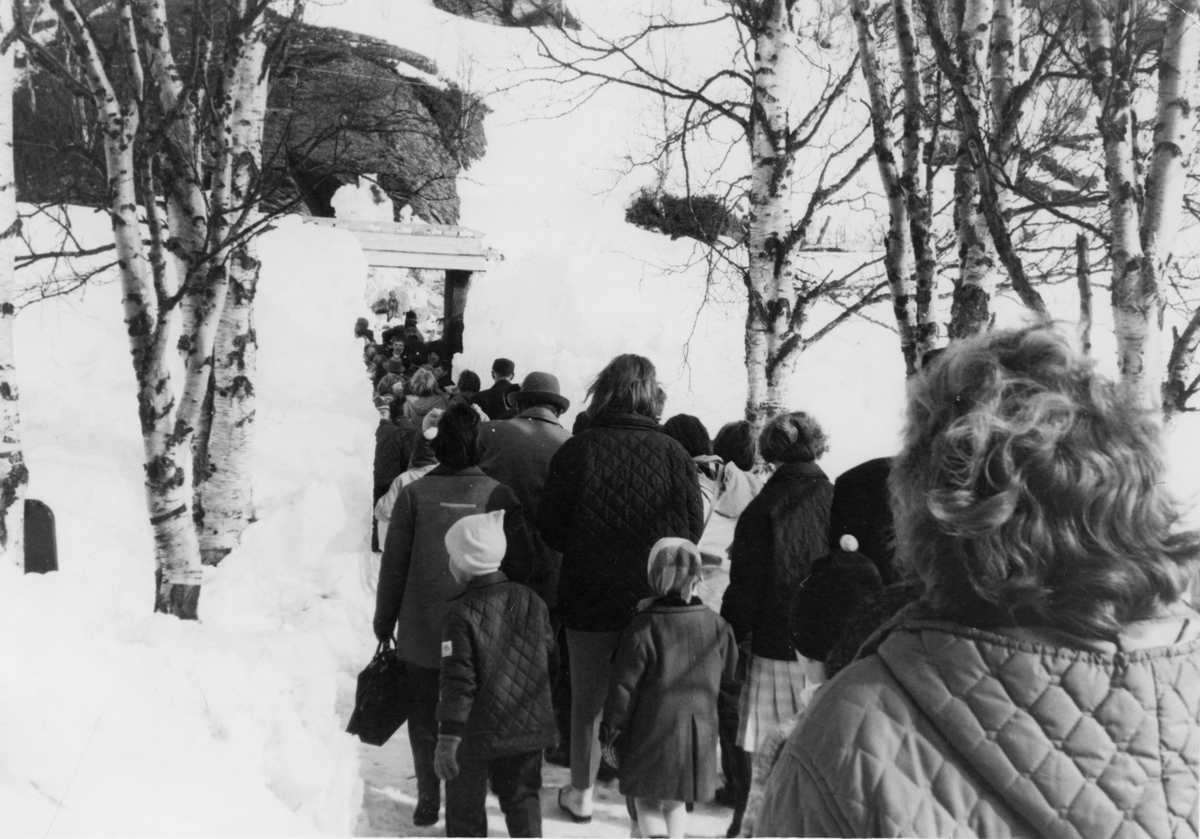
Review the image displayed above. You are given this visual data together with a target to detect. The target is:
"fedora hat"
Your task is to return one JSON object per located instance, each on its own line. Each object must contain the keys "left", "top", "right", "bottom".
{"left": 507, "top": 371, "right": 570, "bottom": 413}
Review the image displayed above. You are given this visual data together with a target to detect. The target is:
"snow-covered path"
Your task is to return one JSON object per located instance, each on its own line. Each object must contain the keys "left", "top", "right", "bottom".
{"left": 353, "top": 720, "right": 738, "bottom": 838}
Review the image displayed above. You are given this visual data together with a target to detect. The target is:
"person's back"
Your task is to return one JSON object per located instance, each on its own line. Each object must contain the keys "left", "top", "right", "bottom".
{"left": 602, "top": 538, "right": 738, "bottom": 838}
{"left": 441, "top": 577, "right": 557, "bottom": 758}
{"left": 756, "top": 610, "right": 1200, "bottom": 838}
{"left": 829, "top": 456, "right": 897, "bottom": 583}
{"left": 436, "top": 511, "right": 557, "bottom": 838}
{"left": 539, "top": 412, "right": 704, "bottom": 632}
{"left": 476, "top": 358, "right": 521, "bottom": 421}
{"left": 606, "top": 602, "right": 737, "bottom": 801}
{"left": 756, "top": 326, "right": 1200, "bottom": 838}
{"left": 480, "top": 410, "right": 570, "bottom": 520}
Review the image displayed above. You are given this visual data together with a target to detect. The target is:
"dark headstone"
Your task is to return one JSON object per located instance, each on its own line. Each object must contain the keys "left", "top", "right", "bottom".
{"left": 24, "top": 498, "right": 58, "bottom": 574}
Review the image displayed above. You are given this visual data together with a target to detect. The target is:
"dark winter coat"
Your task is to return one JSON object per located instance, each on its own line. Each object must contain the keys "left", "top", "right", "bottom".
{"left": 789, "top": 548, "right": 884, "bottom": 663}
{"left": 603, "top": 599, "right": 738, "bottom": 802}
{"left": 721, "top": 461, "right": 833, "bottom": 660}
{"left": 538, "top": 412, "right": 705, "bottom": 632}
{"left": 757, "top": 607, "right": 1200, "bottom": 838}
{"left": 373, "top": 419, "right": 416, "bottom": 498}
{"left": 437, "top": 571, "right": 558, "bottom": 760}
{"left": 374, "top": 466, "right": 521, "bottom": 668}
{"left": 475, "top": 380, "right": 521, "bottom": 421}
{"left": 829, "top": 457, "right": 896, "bottom": 583}
{"left": 479, "top": 406, "right": 572, "bottom": 608}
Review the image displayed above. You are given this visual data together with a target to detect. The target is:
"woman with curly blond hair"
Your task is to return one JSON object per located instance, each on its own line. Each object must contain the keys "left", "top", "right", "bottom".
{"left": 755, "top": 325, "right": 1200, "bottom": 838}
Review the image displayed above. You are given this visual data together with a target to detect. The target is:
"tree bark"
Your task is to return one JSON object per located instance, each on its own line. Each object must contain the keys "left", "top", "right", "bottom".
{"left": 745, "top": 0, "right": 803, "bottom": 427}
{"left": 852, "top": 0, "right": 918, "bottom": 376}
{"left": 947, "top": 0, "right": 998, "bottom": 340}
{"left": 136, "top": 0, "right": 229, "bottom": 448}
{"left": 196, "top": 27, "right": 268, "bottom": 561}
{"left": 1083, "top": 0, "right": 1199, "bottom": 411}
{"left": 894, "top": 0, "right": 937, "bottom": 363}
{"left": 1165, "top": 309, "right": 1200, "bottom": 417}
{"left": 1076, "top": 234, "right": 1092, "bottom": 357}
{"left": 1144, "top": 0, "right": 1200, "bottom": 415}
{"left": 0, "top": 0, "right": 27, "bottom": 567}
{"left": 50, "top": 0, "right": 203, "bottom": 616}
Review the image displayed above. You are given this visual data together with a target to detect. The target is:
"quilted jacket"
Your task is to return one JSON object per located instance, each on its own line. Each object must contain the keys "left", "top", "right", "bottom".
{"left": 756, "top": 608, "right": 1200, "bottom": 838}
{"left": 437, "top": 571, "right": 558, "bottom": 760}
{"left": 538, "top": 412, "right": 705, "bottom": 632}
{"left": 721, "top": 461, "right": 833, "bottom": 660}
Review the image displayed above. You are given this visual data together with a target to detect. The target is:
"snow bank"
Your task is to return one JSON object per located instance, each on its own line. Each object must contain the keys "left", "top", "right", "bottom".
{"left": 3, "top": 2, "right": 1199, "bottom": 836}
{"left": 0, "top": 216, "right": 375, "bottom": 836}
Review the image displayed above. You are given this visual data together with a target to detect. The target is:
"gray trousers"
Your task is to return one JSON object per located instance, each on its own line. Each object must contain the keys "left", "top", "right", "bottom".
{"left": 565, "top": 628, "right": 623, "bottom": 790}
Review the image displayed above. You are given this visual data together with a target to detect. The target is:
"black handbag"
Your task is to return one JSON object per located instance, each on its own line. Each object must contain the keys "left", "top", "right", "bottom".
{"left": 346, "top": 639, "right": 410, "bottom": 746}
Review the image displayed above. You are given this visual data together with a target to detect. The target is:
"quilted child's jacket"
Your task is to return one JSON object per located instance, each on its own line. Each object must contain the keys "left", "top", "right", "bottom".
{"left": 756, "top": 610, "right": 1200, "bottom": 838}
{"left": 437, "top": 572, "right": 558, "bottom": 760}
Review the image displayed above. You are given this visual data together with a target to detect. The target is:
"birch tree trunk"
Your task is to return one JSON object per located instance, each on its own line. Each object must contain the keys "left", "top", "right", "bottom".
{"left": 745, "top": 0, "right": 802, "bottom": 427}
{"left": 50, "top": 0, "right": 203, "bottom": 616}
{"left": 948, "top": 0, "right": 998, "bottom": 340}
{"left": 988, "top": 0, "right": 1019, "bottom": 200}
{"left": 136, "top": 0, "right": 228, "bottom": 447}
{"left": 1083, "top": 0, "right": 1199, "bottom": 411}
{"left": 894, "top": 0, "right": 937, "bottom": 362}
{"left": 0, "top": 0, "right": 26, "bottom": 567}
{"left": 196, "top": 27, "right": 268, "bottom": 562}
{"left": 852, "top": 0, "right": 918, "bottom": 375}
{"left": 1144, "top": 0, "right": 1200, "bottom": 415}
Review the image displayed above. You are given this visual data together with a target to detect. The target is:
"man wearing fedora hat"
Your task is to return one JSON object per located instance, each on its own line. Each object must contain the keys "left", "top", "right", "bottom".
{"left": 479, "top": 372, "right": 570, "bottom": 544}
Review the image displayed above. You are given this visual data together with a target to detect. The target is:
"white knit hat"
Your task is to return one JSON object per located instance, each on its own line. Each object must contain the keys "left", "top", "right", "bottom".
{"left": 445, "top": 510, "right": 507, "bottom": 581}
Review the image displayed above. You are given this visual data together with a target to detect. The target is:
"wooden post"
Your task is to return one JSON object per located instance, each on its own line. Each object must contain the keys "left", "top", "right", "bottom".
{"left": 443, "top": 269, "right": 473, "bottom": 372}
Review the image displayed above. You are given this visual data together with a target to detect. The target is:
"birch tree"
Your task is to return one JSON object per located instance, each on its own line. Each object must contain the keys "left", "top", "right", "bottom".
{"left": 534, "top": 1, "right": 885, "bottom": 427}
{"left": 1083, "top": 0, "right": 1200, "bottom": 412}
{"left": 0, "top": 0, "right": 27, "bottom": 568}
{"left": 35, "top": 0, "right": 301, "bottom": 615}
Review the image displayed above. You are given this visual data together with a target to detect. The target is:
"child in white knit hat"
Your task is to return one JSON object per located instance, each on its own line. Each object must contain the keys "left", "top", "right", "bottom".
{"left": 435, "top": 511, "right": 558, "bottom": 837}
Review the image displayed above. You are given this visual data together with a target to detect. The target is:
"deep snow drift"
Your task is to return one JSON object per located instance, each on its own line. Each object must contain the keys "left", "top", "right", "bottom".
{"left": 2, "top": 1, "right": 1199, "bottom": 836}
{"left": 0, "top": 216, "right": 375, "bottom": 836}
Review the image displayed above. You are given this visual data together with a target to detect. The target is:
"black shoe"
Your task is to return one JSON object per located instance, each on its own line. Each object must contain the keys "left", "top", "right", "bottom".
{"left": 726, "top": 808, "right": 744, "bottom": 838}
{"left": 713, "top": 785, "right": 737, "bottom": 807}
{"left": 544, "top": 744, "right": 570, "bottom": 767}
{"left": 413, "top": 797, "right": 440, "bottom": 827}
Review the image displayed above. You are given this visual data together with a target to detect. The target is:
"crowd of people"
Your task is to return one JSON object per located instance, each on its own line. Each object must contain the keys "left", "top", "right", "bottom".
{"left": 361, "top": 317, "right": 1200, "bottom": 839}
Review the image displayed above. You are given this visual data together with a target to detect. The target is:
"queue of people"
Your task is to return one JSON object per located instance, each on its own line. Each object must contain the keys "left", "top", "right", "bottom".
{"left": 364, "top": 323, "right": 1200, "bottom": 839}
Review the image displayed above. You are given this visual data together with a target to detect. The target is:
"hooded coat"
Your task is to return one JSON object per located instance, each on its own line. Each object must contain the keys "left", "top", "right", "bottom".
{"left": 755, "top": 609, "right": 1200, "bottom": 838}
